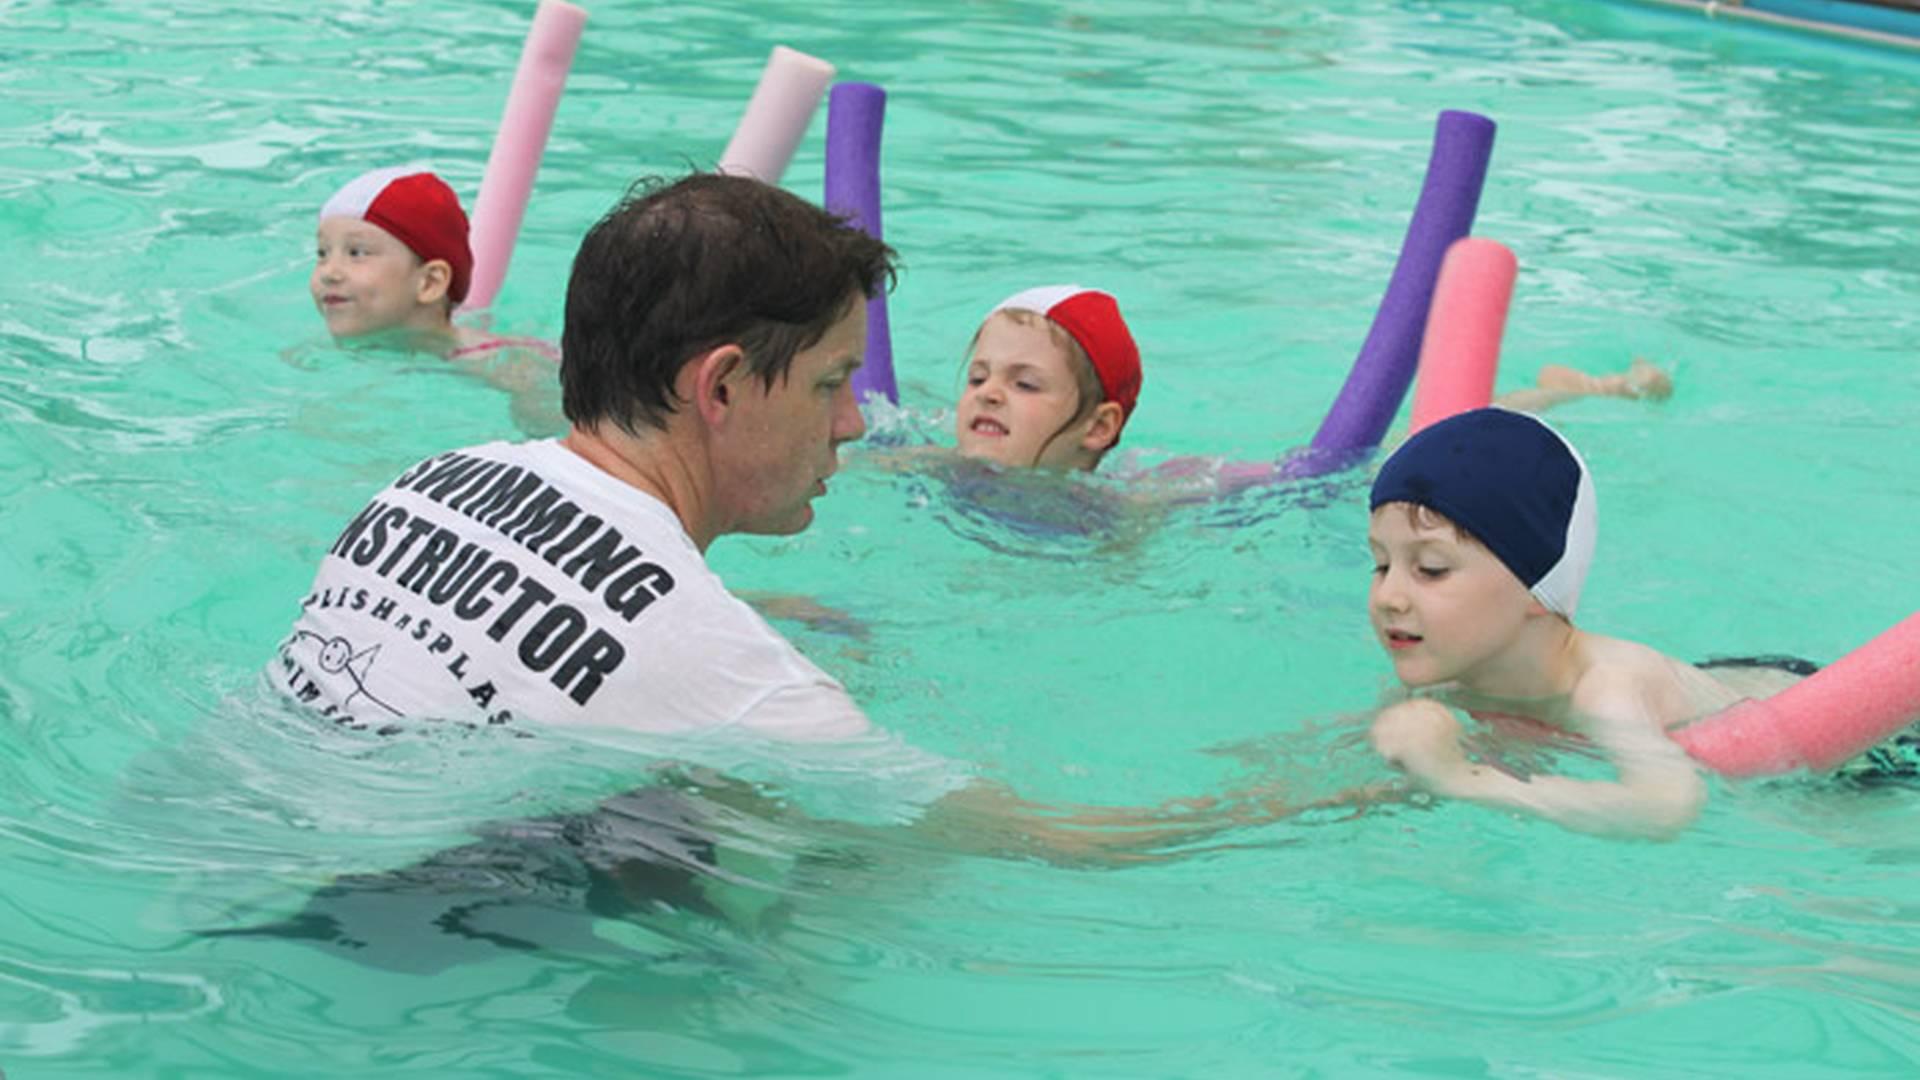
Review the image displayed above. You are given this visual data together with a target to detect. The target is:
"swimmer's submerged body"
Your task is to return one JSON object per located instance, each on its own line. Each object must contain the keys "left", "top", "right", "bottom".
{"left": 1438, "top": 652, "right": 1919, "bottom": 786}
{"left": 197, "top": 784, "right": 765, "bottom": 974}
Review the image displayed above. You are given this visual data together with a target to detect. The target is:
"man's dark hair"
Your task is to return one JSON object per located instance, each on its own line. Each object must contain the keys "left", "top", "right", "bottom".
{"left": 560, "top": 173, "right": 898, "bottom": 433}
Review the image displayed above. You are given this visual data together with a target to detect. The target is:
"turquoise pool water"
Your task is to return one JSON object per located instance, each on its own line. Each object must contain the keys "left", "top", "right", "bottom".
{"left": 4, "top": 0, "right": 1919, "bottom": 1075}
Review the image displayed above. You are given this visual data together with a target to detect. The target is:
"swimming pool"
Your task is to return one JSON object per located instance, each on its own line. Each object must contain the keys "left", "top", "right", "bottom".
{"left": 4, "top": 0, "right": 1918, "bottom": 1075}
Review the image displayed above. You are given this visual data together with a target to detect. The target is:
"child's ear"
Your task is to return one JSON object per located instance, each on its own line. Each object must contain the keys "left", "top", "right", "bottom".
{"left": 1079, "top": 401, "right": 1125, "bottom": 453}
{"left": 415, "top": 259, "right": 453, "bottom": 305}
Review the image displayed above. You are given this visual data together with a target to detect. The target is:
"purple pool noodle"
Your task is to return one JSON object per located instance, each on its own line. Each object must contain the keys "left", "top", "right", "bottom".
{"left": 825, "top": 82, "right": 896, "bottom": 405}
{"left": 1305, "top": 110, "right": 1496, "bottom": 461}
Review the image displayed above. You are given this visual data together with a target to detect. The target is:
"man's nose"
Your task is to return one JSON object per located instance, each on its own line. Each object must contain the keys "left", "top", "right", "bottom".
{"left": 832, "top": 382, "right": 866, "bottom": 444}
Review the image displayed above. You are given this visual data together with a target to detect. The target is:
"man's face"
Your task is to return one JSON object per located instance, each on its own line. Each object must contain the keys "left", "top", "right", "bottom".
{"left": 713, "top": 294, "right": 868, "bottom": 536}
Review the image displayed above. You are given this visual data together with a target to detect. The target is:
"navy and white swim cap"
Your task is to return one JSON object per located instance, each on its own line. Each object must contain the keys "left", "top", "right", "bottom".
{"left": 1369, "top": 407, "right": 1597, "bottom": 619}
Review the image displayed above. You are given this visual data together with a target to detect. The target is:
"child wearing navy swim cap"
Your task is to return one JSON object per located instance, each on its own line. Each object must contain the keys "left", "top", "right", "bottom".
{"left": 1362, "top": 407, "right": 1787, "bottom": 840}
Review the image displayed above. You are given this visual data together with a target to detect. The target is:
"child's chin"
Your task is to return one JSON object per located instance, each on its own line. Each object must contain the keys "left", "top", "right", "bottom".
{"left": 957, "top": 442, "right": 1019, "bottom": 467}
{"left": 1388, "top": 661, "right": 1444, "bottom": 688}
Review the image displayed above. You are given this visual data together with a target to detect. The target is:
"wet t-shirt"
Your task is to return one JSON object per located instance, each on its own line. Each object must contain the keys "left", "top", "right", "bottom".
{"left": 272, "top": 439, "right": 870, "bottom": 741}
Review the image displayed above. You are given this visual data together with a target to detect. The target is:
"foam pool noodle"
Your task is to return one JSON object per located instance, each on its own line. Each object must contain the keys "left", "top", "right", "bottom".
{"left": 1675, "top": 611, "right": 1920, "bottom": 777}
{"left": 1298, "top": 109, "right": 1496, "bottom": 472}
{"left": 1408, "top": 237, "right": 1515, "bottom": 433}
{"left": 717, "top": 45, "right": 835, "bottom": 182}
{"left": 465, "top": 0, "right": 587, "bottom": 313}
{"left": 824, "top": 82, "right": 895, "bottom": 405}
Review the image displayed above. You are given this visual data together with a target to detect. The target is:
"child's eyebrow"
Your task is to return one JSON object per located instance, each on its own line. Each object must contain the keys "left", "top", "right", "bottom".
{"left": 976, "top": 359, "right": 1046, "bottom": 377}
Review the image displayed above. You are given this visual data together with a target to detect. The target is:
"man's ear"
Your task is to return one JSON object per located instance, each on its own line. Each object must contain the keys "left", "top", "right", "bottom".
{"left": 416, "top": 259, "right": 453, "bottom": 305}
{"left": 690, "top": 344, "right": 750, "bottom": 425}
{"left": 1078, "top": 400, "right": 1125, "bottom": 453}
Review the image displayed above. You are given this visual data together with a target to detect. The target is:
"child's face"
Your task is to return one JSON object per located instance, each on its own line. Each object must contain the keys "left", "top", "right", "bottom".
{"left": 955, "top": 313, "right": 1089, "bottom": 469}
{"left": 310, "top": 217, "right": 437, "bottom": 340}
{"left": 1367, "top": 503, "right": 1538, "bottom": 691}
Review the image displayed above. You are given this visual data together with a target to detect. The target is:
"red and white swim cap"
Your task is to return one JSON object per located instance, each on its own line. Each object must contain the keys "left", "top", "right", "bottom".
{"left": 990, "top": 284, "right": 1143, "bottom": 435}
{"left": 320, "top": 167, "right": 474, "bottom": 304}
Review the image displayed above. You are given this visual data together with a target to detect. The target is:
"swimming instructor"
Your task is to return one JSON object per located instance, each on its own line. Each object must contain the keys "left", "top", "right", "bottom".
{"left": 275, "top": 173, "right": 882, "bottom": 740}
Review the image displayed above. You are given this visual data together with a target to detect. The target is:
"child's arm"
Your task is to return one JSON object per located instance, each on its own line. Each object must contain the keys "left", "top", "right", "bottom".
{"left": 445, "top": 335, "right": 568, "bottom": 437}
{"left": 1370, "top": 695, "right": 1706, "bottom": 840}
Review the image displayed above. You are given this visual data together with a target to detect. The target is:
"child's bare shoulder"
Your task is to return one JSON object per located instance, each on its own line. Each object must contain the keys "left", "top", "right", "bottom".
{"left": 1571, "top": 632, "right": 1752, "bottom": 728}
{"left": 1568, "top": 634, "right": 1707, "bottom": 724}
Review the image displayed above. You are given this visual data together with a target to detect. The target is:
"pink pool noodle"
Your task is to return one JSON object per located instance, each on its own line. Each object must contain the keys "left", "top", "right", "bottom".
{"left": 718, "top": 46, "right": 836, "bottom": 182}
{"left": 1675, "top": 611, "right": 1920, "bottom": 777}
{"left": 1408, "top": 238, "right": 1514, "bottom": 433}
{"left": 464, "top": 0, "right": 587, "bottom": 312}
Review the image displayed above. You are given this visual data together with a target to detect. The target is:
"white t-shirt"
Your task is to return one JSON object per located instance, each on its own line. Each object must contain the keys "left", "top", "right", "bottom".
{"left": 273, "top": 439, "right": 870, "bottom": 742}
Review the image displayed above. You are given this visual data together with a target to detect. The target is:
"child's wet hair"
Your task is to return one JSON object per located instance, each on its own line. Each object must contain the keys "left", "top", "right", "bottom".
{"left": 1380, "top": 500, "right": 1482, "bottom": 547}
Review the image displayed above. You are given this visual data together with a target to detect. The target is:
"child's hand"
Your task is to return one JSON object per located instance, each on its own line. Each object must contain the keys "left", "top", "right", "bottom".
{"left": 1370, "top": 700, "right": 1476, "bottom": 794}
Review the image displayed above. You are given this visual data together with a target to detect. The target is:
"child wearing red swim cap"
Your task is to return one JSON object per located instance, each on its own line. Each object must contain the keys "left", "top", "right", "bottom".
{"left": 944, "top": 284, "right": 1664, "bottom": 479}
{"left": 954, "top": 285, "right": 1141, "bottom": 472}
{"left": 311, "top": 166, "right": 478, "bottom": 348}
{"left": 308, "top": 166, "right": 562, "bottom": 431}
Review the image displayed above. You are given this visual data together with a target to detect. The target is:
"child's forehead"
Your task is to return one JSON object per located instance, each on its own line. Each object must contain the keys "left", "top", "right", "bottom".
{"left": 972, "top": 312, "right": 1074, "bottom": 367}
{"left": 316, "top": 216, "right": 403, "bottom": 245}
{"left": 1369, "top": 501, "right": 1469, "bottom": 542}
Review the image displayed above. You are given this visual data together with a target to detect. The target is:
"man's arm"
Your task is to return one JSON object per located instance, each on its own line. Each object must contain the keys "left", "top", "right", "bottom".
{"left": 905, "top": 778, "right": 1306, "bottom": 868}
{"left": 736, "top": 683, "right": 1378, "bottom": 867}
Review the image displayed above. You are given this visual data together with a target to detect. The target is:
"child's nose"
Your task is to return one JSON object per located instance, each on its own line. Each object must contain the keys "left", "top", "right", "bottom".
{"left": 1372, "top": 571, "right": 1410, "bottom": 612}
